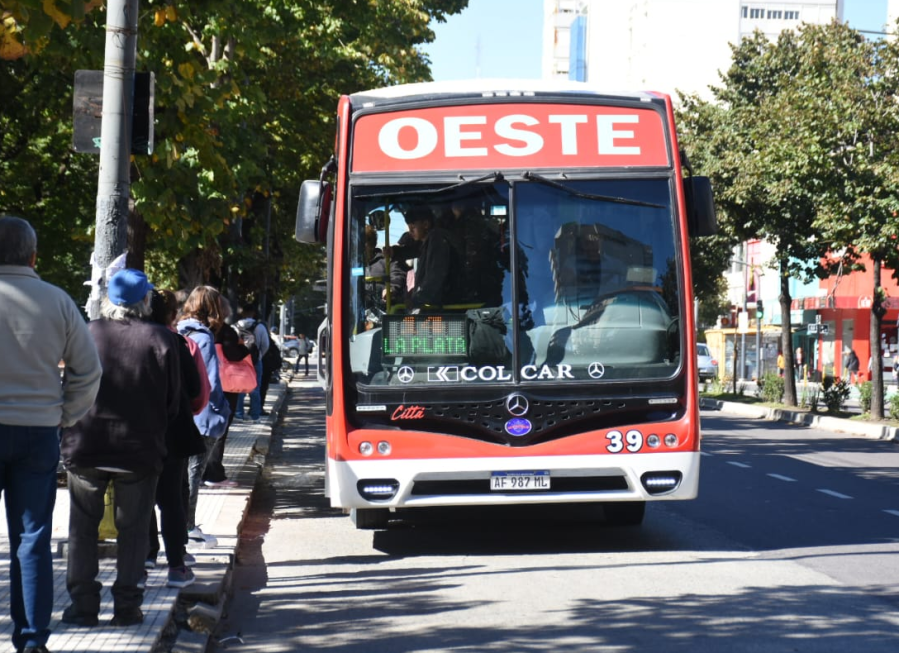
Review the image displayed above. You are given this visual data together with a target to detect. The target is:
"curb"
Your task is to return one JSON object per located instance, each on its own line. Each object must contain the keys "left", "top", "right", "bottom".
{"left": 700, "top": 397, "right": 899, "bottom": 441}
{"left": 163, "top": 381, "right": 290, "bottom": 652}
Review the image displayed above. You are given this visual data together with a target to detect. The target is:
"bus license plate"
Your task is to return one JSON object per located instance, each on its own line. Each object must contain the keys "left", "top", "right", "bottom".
{"left": 490, "top": 471, "right": 550, "bottom": 491}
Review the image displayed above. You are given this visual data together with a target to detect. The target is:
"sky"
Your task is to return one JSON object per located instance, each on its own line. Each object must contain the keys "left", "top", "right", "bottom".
{"left": 425, "top": 0, "right": 890, "bottom": 82}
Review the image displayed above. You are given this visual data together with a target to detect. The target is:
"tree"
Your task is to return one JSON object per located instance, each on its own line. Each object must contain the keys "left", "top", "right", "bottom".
{"left": 1, "top": 0, "right": 469, "bottom": 311}
{"left": 678, "top": 26, "right": 857, "bottom": 406}
{"left": 810, "top": 23, "right": 899, "bottom": 419}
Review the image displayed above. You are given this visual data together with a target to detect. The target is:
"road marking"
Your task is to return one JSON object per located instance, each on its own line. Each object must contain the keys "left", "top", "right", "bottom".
{"left": 726, "top": 461, "right": 751, "bottom": 468}
{"left": 817, "top": 489, "right": 853, "bottom": 500}
{"left": 700, "top": 451, "right": 713, "bottom": 457}
{"left": 884, "top": 510, "right": 899, "bottom": 518}
{"left": 767, "top": 473, "right": 797, "bottom": 482}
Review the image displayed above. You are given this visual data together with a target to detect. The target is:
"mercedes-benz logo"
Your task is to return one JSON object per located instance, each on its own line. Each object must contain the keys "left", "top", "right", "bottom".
{"left": 505, "top": 393, "right": 529, "bottom": 417}
{"left": 397, "top": 366, "right": 414, "bottom": 383}
{"left": 588, "top": 362, "right": 605, "bottom": 379}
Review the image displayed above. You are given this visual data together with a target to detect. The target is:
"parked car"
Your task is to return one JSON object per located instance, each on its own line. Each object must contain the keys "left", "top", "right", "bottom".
{"left": 273, "top": 334, "right": 300, "bottom": 357}
{"left": 697, "top": 343, "right": 718, "bottom": 381}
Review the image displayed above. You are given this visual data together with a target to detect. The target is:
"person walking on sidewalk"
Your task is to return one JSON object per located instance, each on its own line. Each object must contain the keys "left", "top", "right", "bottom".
{"left": 60, "top": 269, "right": 181, "bottom": 628}
{"left": 294, "top": 333, "right": 313, "bottom": 376}
{"left": 0, "top": 216, "right": 102, "bottom": 653}
{"left": 234, "top": 304, "right": 269, "bottom": 421}
{"left": 177, "top": 286, "right": 231, "bottom": 547}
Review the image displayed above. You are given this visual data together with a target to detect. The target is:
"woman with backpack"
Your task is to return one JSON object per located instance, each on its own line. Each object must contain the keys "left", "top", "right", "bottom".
{"left": 201, "top": 299, "right": 248, "bottom": 489}
{"left": 176, "top": 286, "right": 231, "bottom": 547}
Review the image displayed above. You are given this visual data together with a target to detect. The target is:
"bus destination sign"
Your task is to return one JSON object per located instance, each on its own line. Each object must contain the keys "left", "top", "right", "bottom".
{"left": 383, "top": 315, "right": 468, "bottom": 358}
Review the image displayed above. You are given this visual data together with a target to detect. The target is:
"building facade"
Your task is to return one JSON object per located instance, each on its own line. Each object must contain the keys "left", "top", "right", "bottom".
{"left": 542, "top": 1, "right": 843, "bottom": 98}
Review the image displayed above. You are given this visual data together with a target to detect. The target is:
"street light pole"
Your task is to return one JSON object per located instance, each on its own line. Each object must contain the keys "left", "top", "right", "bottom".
{"left": 88, "top": 0, "right": 139, "bottom": 319}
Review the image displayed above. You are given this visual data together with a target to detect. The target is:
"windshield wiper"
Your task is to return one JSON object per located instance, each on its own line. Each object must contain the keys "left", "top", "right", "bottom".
{"left": 354, "top": 172, "right": 505, "bottom": 200}
{"left": 521, "top": 171, "right": 666, "bottom": 209}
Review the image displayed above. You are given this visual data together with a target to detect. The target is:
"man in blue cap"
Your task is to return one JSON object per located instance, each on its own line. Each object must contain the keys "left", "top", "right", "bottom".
{"left": 60, "top": 268, "right": 181, "bottom": 628}
{"left": 0, "top": 216, "right": 102, "bottom": 653}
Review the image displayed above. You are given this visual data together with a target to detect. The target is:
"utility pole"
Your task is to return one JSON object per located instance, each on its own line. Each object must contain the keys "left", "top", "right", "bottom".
{"left": 87, "top": 0, "right": 139, "bottom": 319}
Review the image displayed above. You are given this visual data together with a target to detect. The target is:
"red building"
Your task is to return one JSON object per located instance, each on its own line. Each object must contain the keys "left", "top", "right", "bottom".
{"left": 795, "top": 254, "right": 899, "bottom": 381}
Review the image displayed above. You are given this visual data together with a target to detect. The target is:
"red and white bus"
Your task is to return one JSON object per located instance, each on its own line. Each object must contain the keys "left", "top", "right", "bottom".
{"left": 296, "top": 80, "right": 716, "bottom": 529}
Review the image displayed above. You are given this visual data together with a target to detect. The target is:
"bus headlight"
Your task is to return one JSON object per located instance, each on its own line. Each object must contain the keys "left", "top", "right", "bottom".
{"left": 641, "top": 471, "right": 682, "bottom": 495}
{"left": 359, "top": 441, "right": 374, "bottom": 456}
{"left": 377, "top": 441, "right": 392, "bottom": 456}
{"left": 664, "top": 433, "right": 679, "bottom": 448}
{"left": 357, "top": 479, "right": 399, "bottom": 501}
{"left": 646, "top": 434, "right": 661, "bottom": 448}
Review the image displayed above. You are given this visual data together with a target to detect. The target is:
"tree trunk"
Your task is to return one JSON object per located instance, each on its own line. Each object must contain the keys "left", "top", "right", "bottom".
{"left": 871, "top": 257, "right": 885, "bottom": 420}
{"left": 127, "top": 201, "right": 148, "bottom": 272}
{"left": 780, "top": 262, "right": 797, "bottom": 406}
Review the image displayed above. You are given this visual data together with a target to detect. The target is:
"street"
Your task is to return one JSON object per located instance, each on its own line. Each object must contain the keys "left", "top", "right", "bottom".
{"left": 213, "top": 392, "right": 899, "bottom": 652}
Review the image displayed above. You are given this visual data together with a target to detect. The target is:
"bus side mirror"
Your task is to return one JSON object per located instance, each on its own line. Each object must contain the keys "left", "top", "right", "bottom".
{"left": 684, "top": 176, "right": 717, "bottom": 237}
{"left": 295, "top": 179, "right": 331, "bottom": 244}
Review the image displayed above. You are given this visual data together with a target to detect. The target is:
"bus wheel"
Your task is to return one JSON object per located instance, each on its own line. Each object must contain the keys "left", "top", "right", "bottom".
{"left": 604, "top": 501, "right": 646, "bottom": 526}
{"left": 351, "top": 508, "right": 390, "bottom": 530}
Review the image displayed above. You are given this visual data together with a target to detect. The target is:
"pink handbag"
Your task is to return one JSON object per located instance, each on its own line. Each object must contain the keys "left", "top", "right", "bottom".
{"left": 216, "top": 344, "right": 258, "bottom": 393}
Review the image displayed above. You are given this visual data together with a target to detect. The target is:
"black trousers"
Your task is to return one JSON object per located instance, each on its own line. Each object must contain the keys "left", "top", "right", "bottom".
{"left": 148, "top": 457, "right": 188, "bottom": 568}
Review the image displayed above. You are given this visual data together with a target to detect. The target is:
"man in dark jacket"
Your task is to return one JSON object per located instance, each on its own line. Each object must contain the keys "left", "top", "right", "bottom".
{"left": 404, "top": 205, "right": 460, "bottom": 310}
{"left": 60, "top": 269, "right": 181, "bottom": 628}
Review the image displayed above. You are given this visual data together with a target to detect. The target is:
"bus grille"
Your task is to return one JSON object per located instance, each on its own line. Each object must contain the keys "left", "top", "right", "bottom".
{"left": 422, "top": 398, "right": 678, "bottom": 446}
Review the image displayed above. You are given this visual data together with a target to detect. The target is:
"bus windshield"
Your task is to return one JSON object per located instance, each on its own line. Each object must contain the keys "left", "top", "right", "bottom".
{"left": 347, "top": 177, "right": 681, "bottom": 387}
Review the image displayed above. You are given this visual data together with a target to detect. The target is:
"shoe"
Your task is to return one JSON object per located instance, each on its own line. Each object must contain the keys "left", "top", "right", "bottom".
{"left": 137, "top": 569, "right": 148, "bottom": 589}
{"left": 187, "top": 526, "right": 218, "bottom": 548}
{"left": 144, "top": 558, "right": 156, "bottom": 569}
{"left": 21, "top": 646, "right": 51, "bottom": 653}
{"left": 61, "top": 605, "right": 98, "bottom": 627}
{"left": 167, "top": 565, "right": 196, "bottom": 588}
{"left": 182, "top": 552, "right": 197, "bottom": 567}
{"left": 110, "top": 608, "right": 144, "bottom": 627}
{"left": 204, "top": 479, "right": 238, "bottom": 488}
{"left": 234, "top": 413, "right": 245, "bottom": 420}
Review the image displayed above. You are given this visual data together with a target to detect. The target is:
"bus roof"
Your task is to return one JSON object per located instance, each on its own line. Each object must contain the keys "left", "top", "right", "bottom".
{"left": 350, "top": 79, "right": 668, "bottom": 109}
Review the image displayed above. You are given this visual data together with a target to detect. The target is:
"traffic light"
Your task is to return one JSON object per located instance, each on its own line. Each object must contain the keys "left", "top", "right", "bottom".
{"left": 756, "top": 300, "right": 764, "bottom": 320}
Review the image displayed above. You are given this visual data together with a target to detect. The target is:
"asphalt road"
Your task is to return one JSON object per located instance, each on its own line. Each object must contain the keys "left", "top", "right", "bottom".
{"left": 212, "top": 393, "right": 899, "bottom": 652}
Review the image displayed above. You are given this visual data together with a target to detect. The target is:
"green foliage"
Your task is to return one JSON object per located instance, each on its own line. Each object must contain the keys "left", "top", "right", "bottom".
{"left": 889, "top": 394, "right": 899, "bottom": 422}
{"left": 821, "top": 377, "right": 851, "bottom": 414}
{"left": 858, "top": 381, "right": 873, "bottom": 414}
{"left": 759, "top": 372, "right": 785, "bottom": 404}
{"left": 0, "top": 0, "right": 469, "bottom": 306}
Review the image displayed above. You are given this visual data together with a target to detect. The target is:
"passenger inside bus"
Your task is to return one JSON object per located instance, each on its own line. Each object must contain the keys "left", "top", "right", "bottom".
{"left": 364, "top": 225, "right": 408, "bottom": 309}
{"left": 435, "top": 197, "right": 505, "bottom": 307}
{"left": 403, "top": 205, "right": 461, "bottom": 310}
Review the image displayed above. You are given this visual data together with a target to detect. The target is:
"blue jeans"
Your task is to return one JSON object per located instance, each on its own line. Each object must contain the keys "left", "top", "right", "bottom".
{"left": 235, "top": 359, "right": 263, "bottom": 419}
{"left": 0, "top": 423, "right": 59, "bottom": 651}
{"left": 186, "top": 436, "right": 217, "bottom": 532}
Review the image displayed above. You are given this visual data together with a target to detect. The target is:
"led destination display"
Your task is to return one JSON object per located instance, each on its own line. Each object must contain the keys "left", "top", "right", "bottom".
{"left": 383, "top": 315, "right": 468, "bottom": 358}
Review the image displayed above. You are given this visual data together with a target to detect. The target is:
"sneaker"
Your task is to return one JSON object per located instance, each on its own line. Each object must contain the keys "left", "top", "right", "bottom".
{"left": 182, "top": 552, "right": 197, "bottom": 567}
{"left": 22, "top": 646, "right": 51, "bottom": 653}
{"left": 167, "top": 565, "right": 196, "bottom": 588}
{"left": 187, "top": 526, "right": 218, "bottom": 548}
{"left": 110, "top": 608, "right": 144, "bottom": 627}
{"left": 204, "top": 479, "right": 238, "bottom": 488}
{"left": 144, "top": 558, "right": 156, "bottom": 569}
{"left": 61, "top": 605, "right": 99, "bottom": 627}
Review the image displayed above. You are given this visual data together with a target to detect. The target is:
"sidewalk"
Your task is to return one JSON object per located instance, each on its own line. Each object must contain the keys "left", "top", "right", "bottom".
{"left": 700, "top": 393, "right": 899, "bottom": 441}
{"left": 0, "top": 374, "right": 317, "bottom": 653}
